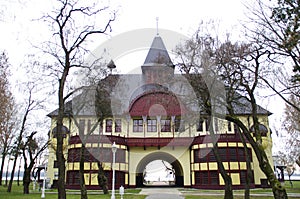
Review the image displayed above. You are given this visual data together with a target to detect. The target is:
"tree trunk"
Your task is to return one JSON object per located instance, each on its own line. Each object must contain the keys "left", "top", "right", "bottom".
{"left": 56, "top": 121, "right": 66, "bottom": 199}
{"left": 0, "top": 153, "right": 6, "bottom": 186}
{"left": 237, "top": 128, "right": 251, "bottom": 199}
{"left": 97, "top": 162, "right": 108, "bottom": 194}
{"left": 212, "top": 146, "right": 233, "bottom": 199}
{"left": 296, "top": 157, "right": 300, "bottom": 168}
{"left": 23, "top": 168, "right": 31, "bottom": 194}
{"left": 211, "top": 140, "right": 233, "bottom": 199}
{"left": 80, "top": 144, "right": 88, "bottom": 199}
{"left": 17, "top": 157, "right": 22, "bottom": 186}
{"left": 226, "top": 116, "right": 288, "bottom": 199}
{"left": 7, "top": 155, "right": 18, "bottom": 192}
{"left": 250, "top": 95, "right": 288, "bottom": 199}
{"left": 23, "top": 161, "right": 36, "bottom": 194}
{"left": 56, "top": 62, "right": 69, "bottom": 199}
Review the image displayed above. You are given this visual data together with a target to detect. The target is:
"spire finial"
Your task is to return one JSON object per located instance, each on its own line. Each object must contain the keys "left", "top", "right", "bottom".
{"left": 156, "top": 17, "right": 159, "bottom": 35}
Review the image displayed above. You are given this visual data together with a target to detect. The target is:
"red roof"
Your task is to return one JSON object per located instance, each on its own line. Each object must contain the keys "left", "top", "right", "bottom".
{"left": 129, "top": 92, "right": 187, "bottom": 116}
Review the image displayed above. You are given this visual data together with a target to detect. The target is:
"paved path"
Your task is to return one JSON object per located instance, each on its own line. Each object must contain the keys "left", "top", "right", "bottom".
{"left": 140, "top": 188, "right": 184, "bottom": 199}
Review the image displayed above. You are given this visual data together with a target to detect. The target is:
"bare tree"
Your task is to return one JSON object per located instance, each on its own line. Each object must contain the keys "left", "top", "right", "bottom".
{"left": 0, "top": 51, "right": 15, "bottom": 186}
{"left": 215, "top": 40, "right": 288, "bottom": 198}
{"left": 175, "top": 27, "right": 234, "bottom": 199}
{"left": 282, "top": 95, "right": 300, "bottom": 167}
{"left": 7, "top": 84, "right": 44, "bottom": 192}
{"left": 246, "top": 0, "right": 300, "bottom": 82}
{"left": 21, "top": 131, "right": 48, "bottom": 194}
{"left": 175, "top": 26, "right": 289, "bottom": 198}
{"left": 41, "top": 1, "right": 115, "bottom": 198}
{"left": 244, "top": 0, "right": 300, "bottom": 114}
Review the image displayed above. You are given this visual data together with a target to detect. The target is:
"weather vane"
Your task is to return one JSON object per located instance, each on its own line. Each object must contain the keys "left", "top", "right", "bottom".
{"left": 156, "top": 17, "right": 159, "bottom": 35}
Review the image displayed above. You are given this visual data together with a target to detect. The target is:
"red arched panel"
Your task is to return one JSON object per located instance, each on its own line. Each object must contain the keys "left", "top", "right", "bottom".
{"left": 129, "top": 92, "right": 186, "bottom": 116}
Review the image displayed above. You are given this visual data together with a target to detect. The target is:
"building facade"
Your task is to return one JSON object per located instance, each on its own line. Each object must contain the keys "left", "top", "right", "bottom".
{"left": 46, "top": 35, "right": 274, "bottom": 190}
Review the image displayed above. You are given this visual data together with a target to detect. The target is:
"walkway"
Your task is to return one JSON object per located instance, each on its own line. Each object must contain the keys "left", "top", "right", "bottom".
{"left": 139, "top": 188, "right": 300, "bottom": 198}
{"left": 140, "top": 188, "right": 184, "bottom": 199}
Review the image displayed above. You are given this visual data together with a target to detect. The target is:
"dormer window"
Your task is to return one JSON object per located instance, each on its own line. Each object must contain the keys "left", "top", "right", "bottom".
{"left": 52, "top": 125, "right": 70, "bottom": 138}
{"left": 250, "top": 124, "right": 268, "bottom": 137}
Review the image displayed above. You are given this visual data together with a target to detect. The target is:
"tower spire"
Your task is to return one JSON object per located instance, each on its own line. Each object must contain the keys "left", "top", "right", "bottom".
{"left": 156, "top": 17, "right": 159, "bottom": 35}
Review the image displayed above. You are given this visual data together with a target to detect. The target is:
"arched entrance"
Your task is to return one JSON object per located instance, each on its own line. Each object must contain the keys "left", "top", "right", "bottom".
{"left": 135, "top": 152, "right": 184, "bottom": 187}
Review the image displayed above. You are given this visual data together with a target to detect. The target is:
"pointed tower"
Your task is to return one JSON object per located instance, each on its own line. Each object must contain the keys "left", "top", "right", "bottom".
{"left": 142, "top": 35, "right": 174, "bottom": 84}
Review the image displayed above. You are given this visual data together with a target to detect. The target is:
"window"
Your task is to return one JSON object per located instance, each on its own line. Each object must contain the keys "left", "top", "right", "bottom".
{"left": 99, "top": 122, "right": 103, "bottom": 134}
{"left": 219, "top": 148, "right": 227, "bottom": 162}
{"left": 208, "top": 150, "right": 216, "bottom": 162}
{"left": 237, "top": 147, "right": 252, "bottom": 162}
{"left": 116, "top": 149, "right": 126, "bottom": 163}
{"left": 52, "top": 125, "right": 69, "bottom": 138}
{"left": 228, "top": 121, "right": 232, "bottom": 132}
{"left": 161, "top": 119, "right": 171, "bottom": 132}
{"left": 54, "top": 172, "right": 59, "bottom": 180}
{"left": 79, "top": 120, "right": 85, "bottom": 135}
{"left": 228, "top": 148, "right": 238, "bottom": 161}
{"left": 195, "top": 147, "right": 253, "bottom": 163}
{"left": 195, "top": 171, "right": 219, "bottom": 185}
{"left": 210, "top": 171, "right": 219, "bottom": 185}
{"left": 194, "top": 148, "right": 210, "bottom": 163}
{"left": 106, "top": 119, "right": 112, "bottom": 132}
{"left": 240, "top": 170, "right": 254, "bottom": 185}
{"left": 98, "top": 148, "right": 113, "bottom": 162}
{"left": 234, "top": 124, "right": 239, "bottom": 134}
{"left": 53, "top": 160, "right": 58, "bottom": 168}
{"left": 133, "top": 119, "right": 143, "bottom": 132}
{"left": 214, "top": 118, "right": 219, "bottom": 132}
{"left": 115, "top": 119, "right": 122, "bottom": 132}
{"left": 197, "top": 119, "right": 204, "bottom": 132}
{"left": 68, "top": 148, "right": 80, "bottom": 162}
{"left": 205, "top": 119, "right": 210, "bottom": 131}
{"left": 175, "top": 118, "right": 185, "bottom": 132}
{"left": 147, "top": 119, "right": 157, "bottom": 132}
{"left": 87, "top": 120, "right": 91, "bottom": 134}
{"left": 67, "top": 171, "right": 80, "bottom": 185}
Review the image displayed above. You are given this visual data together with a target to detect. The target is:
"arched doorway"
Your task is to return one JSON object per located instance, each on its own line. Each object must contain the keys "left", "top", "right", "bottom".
{"left": 135, "top": 152, "right": 184, "bottom": 187}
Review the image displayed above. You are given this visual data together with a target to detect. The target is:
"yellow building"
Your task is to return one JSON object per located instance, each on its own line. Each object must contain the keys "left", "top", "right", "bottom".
{"left": 47, "top": 35, "right": 273, "bottom": 190}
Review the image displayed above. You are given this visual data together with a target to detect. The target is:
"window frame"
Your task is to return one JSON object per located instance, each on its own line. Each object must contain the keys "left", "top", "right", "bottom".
{"left": 161, "top": 118, "right": 171, "bottom": 132}
{"left": 133, "top": 118, "right": 143, "bottom": 132}
{"left": 115, "top": 119, "right": 122, "bottom": 132}
{"left": 147, "top": 119, "right": 157, "bottom": 132}
{"left": 105, "top": 119, "right": 113, "bottom": 133}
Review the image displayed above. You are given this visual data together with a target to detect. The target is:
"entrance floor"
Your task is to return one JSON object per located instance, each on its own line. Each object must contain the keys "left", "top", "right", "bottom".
{"left": 140, "top": 188, "right": 184, "bottom": 199}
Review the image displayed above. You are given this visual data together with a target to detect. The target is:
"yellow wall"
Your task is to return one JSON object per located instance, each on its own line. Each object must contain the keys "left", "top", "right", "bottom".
{"left": 46, "top": 113, "right": 274, "bottom": 188}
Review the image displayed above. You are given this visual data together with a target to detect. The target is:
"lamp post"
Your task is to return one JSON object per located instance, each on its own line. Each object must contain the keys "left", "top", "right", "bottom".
{"left": 41, "top": 154, "right": 49, "bottom": 199}
{"left": 17, "top": 156, "right": 22, "bottom": 186}
{"left": 111, "top": 142, "right": 117, "bottom": 199}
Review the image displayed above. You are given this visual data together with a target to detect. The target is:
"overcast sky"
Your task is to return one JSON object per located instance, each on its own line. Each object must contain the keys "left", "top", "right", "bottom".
{"left": 0, "top": 0, "right": 246, "bottom": 67}
{"left": 0, "top": 0, "right": 286, "bottom": 154}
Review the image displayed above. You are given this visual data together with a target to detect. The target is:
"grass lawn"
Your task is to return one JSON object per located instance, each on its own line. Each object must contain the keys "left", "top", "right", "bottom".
{"left": 185, "top": 196, "right": 274, "bottom": 199}
{"left": 182, "top": 180, "right": 300, "bottom": 198}
{"left": 0, "top": 183, "right": 146, "bottom": 199}
{"left": 0, "top": 181, "right": 299, "bottom": 199}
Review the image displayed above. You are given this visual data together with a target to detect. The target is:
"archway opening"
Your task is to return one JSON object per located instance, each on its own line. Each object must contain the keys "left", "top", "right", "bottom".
{"left": 143, "top": 160, "right": 175, "bottom": 186}
{"left": 135, "top": 152, "right": 184, "bottom": 187}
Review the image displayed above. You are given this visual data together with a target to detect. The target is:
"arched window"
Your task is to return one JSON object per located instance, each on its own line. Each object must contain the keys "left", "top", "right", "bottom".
{"left": 250, "top": 124, "right": 268, "bottom": 137}
{"left": 52, "top": 125, "right": 70, "bottom": 138}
